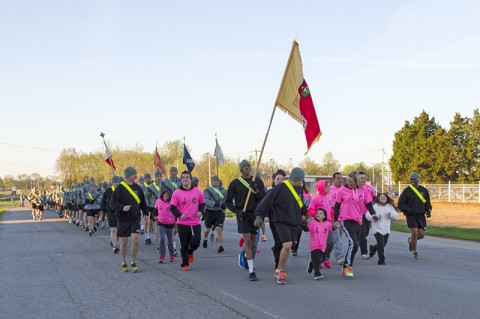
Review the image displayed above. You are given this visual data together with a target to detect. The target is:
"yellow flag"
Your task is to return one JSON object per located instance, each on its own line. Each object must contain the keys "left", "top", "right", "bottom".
{"left": 275, "top": 41, "right": 304, "bottom": 123}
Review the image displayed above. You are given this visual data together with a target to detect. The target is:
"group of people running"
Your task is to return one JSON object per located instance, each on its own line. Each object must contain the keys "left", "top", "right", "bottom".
{"left": 26, "top": 161, "right": 432, "bottom": 284}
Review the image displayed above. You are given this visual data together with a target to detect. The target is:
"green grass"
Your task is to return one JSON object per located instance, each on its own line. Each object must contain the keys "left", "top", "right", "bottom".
{"left": 391, "top": 221, "right": 480, "bottom": 242}
{"left": 0, "top": 200, "right": 20, "bottom": 215}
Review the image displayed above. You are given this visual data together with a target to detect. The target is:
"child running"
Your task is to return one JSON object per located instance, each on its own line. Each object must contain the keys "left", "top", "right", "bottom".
{"left": 155, "top": 191, "right": 176, "bottom": 263}
{"left": 365, "top": 193, "right": 398, "bottom": 265}
{"left": 307, "top": 208, "right": 332, "bottom": 280}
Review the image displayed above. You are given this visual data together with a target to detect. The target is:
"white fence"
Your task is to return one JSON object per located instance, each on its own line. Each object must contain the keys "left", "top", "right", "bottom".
{"left": 397, "top": 182, "right": 480, "bottom": 203}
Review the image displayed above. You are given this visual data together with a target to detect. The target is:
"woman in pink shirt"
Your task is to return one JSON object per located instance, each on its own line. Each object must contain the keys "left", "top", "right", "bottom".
{"left": 170, "top": 171, "right": 206, "bottom": 271}
{"left": 155, "top": 191, "right": 176, "bottom": 263}
{"left": 333, "top": 171, "right": 378, "bottom": 278}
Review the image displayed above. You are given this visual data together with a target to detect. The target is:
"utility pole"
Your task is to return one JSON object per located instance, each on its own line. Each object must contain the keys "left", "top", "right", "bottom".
{"left": 381, "top": 148, "right": 386, "bottom": 193}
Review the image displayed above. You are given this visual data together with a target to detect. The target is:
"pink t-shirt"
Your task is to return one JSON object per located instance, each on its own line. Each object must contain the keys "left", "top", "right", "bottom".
{"left": 170, "top": 187, "right": 205, "bottom": 226}
{"left": 308, "top": 219, "right": 333, "bottom": 252}
{"left": 155, "top": 198, "right": 175, "bottom": 225}
{"left": 362, "top": 184, "right": 376, "bottom": 213}
{"left": 329, "top": 184, "right": 342, "bottom": 208}
{"left": 335, "top": 185, "right": 373, "bottom": 224}
{"left": 308, "top": 194, "right": 333, "bottom": 221}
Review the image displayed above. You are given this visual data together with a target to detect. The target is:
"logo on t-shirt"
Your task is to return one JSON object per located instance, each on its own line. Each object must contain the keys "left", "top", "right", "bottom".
{"left": 192, "top": 198, "right": 198, "bottom": 204}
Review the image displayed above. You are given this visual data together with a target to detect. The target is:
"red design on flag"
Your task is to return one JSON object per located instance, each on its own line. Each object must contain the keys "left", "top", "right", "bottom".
{"left": 103, "top": 141, "right": 116, "bottom": 171}
{"left": 154, "top": 147, "right": 168, "bottom": 177}
{"left": 298, "top": 80, "right": 321, "bottom": 152}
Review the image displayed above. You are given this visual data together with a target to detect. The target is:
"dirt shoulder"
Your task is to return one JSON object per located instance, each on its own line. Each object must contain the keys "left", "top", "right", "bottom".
{"left": 396, "top": 202, "right": 480, "bottom": 229}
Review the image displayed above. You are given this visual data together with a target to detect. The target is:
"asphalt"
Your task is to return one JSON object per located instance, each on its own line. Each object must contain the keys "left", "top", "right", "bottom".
{"left": 1, "top": 207, "right": 479, "bottom": 319}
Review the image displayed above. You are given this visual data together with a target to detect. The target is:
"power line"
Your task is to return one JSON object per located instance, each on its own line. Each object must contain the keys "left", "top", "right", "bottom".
{"left": 0, "top": 142, "right": 61, "bottom": 152}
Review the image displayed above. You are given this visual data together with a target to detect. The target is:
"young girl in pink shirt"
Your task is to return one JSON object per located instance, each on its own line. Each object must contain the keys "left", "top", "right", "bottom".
{"left": 155, "top": 191, "right": 176, "bottom": 263}
{"left": 307, "top": 208, "right": 332, "bottom": 280}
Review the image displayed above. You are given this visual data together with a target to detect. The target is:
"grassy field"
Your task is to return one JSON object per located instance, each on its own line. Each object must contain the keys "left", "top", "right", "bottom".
{"left": 391, "top": 220, "right": 480, "bottom": 242}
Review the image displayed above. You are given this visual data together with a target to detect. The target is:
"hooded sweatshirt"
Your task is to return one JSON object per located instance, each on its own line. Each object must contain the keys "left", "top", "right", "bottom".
{"left": 308, "top": 180, "right": 333, "bottom": 221}
{"left": 333, "top": 185, "right": 374, "bottom": 225}
{"left": 170, "top": 186, "right": 205, "bottom": 226}
{"left": 155, "top": 191, "right": 175, "bottom": 226}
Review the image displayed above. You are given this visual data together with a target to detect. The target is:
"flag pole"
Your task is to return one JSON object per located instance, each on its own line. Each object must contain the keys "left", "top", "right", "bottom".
{"left": 242, "top": 105, "right": 277, "bottom": 212}
{"left": 215, "top": 133, "right": 219, "bottom": 176}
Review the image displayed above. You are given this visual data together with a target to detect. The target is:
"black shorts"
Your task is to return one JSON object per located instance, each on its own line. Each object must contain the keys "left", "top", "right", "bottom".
{"left": 273, "top": 222, "right": 301, "bottom": 244}
{"left": 37, "top": 205, "right": 44, "bottom": 212}
{"left": 107, "top": 210, "right": 117, "bottom": 228}
{"left": 31, "top": 203, "right": 37, "bottom": 209}
{"left": 86, "top": 209, "right": 99, "bottom": 217}
{"left": 406, "top": 214, "right": 427, "bottom": 230}
{"left": 237, "top": 216, "right": 258, "bottom": 235}
{"left": 117, "top": 218, "right": 141, "bottom": 237}
{"left": 205, "top": 209, "right": 225, "bottom": 229}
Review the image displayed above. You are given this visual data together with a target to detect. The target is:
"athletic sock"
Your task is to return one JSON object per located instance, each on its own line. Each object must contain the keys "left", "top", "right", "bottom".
{"left": 247, "top": 260, "right": 254, "bottom": 273}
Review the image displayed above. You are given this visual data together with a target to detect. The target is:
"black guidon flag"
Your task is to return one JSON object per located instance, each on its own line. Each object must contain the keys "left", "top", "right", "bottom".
{"left": 183, "top": 144, "right": 195, "bottom": 172}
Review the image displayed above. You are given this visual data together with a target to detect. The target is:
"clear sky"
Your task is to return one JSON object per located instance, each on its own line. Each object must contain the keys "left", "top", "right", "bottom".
{"left": 1, "top": 0, "right": 479, "bottom": 177}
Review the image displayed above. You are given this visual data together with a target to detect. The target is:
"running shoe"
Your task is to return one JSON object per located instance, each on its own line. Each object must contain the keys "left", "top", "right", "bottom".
{"left": 273, "top": 269, "right": 280, "bottom": 279}
{"left": 238, "top": 237, "right": 244, "bottom": 248}
{"left": 291, "top": 250, "right": 297, "bottom": 256}
{"left": 412, "top": 251, "right": 419, "bottom": 260}
{"left": 202, "top": 239, "right": 208, "bottom": 248}
{"left": 277, "top": 271, "right": 287, "bottom": 284}
{"left": 121, "top": 263, "right": 128, "bottom": 272}
{"left": 188, "top": 254, "right": 194, "bottom": 263}
{"left": 408, "top": 237, "right": 413, "bottom": 252}
{"left": 249, "top": 272, "right": 257, "bottom": 281}
{"left": 314, "top": 273, "right": 324, "bottom": 280}
{"left": 130, "top": 262, "right": 138, "bottom": 273}
{"left": 159, "top": 257, "right": 165, "bottom": 263}
{"left": 369, "top": 245, "right": 377, "bottom": 258}
{"left": 217, "top": 245, "right": 224, "bottom": 253}
{"left": 343, "top": 267, "right": 354, "bottom": 278}
{"left": 238, "top": 253, "right": 244, "bottom": 269}
{"left": 210, "top": 233, "right": 214, "bottom": 241}
{"left": 169, "top": 255, "right": 175, "bottom": 262}
{"left": 337, "top": 259, "right": 345, "bottom": 265}
{"left": 361, "top": 254, "right": 370, "bottom": 259}
{"left": 307, "top": 261, "right": 313, "bottom": 274}
{"left": 323, "top": 260, "right": 331, "bottom": 269}
{"left": 113, "top": 246, "right": 119, "bottom": 254}
{"left": 182, "top": 265, "right": 190, "bottom": 271}
{"left": 89, "top": 231, "right": 93, "bottom": 237}
{"left": 260, "top": 235, "right": 267, "bottom": 242}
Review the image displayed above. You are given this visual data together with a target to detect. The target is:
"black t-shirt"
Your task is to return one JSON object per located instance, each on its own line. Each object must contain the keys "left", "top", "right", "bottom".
{"left": 111, "top": 182, "right": 148, "bottom": 221}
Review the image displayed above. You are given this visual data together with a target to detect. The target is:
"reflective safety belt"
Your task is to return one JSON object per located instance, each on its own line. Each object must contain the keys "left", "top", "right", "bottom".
{"left": 169, "top": 179, "right": 179, "bottom": 190}
{"left": 153, "top": 182, "right": 160, "bottom": 191}
{"left": 284, "top": 180, "right": 303, "bottom": 208}
{"left": 111, "top": 186, "right": 115, "bottom": 191}
{"left": 209, "top": 186, "right": 224, "bottom": 199}
{"left": 409, "top": 185, "right": 426, "bottom": 203}
{"left": 88, "top": 193, "right": 94, "bottom": 201}
{"left": 238, "top": 176, "right": 257, "bottom": 194}
{"left": 120, "top": 182, "right": 140, "bottom": 204}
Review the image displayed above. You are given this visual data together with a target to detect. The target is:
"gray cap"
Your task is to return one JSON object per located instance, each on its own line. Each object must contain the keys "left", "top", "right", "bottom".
{"left": 409, "top": 172, "right": 420, "bottom": 181}
{"left": 170, "top": 167, "right": 178, "bottom": 173}
{"left": 144, "top": 173, "right": 151, "bottom": 179}
{"left": 138, "top": 176, "right": 145, "bottom": 182}
{"left": 102, "top": 182, "right": 108, "bottom": 188}
{"left": 111, "top": 175, "right": 121, "bottom": 183}
{"left": 154, "top": 170, "right": 163, "bottom": 177}
{"left": 289, "top": 167, "right": 305, "bottom": 182}
{"left": 239, "top": 159, "right": 251, "bottom": 172}
{"left": 124, "top": 166, "right": 137, "bottom": 179}
{"left": 211, "top": 175, "right": 220, "bottom": 183}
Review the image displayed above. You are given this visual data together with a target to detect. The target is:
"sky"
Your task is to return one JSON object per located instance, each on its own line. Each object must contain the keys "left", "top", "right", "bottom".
{"left": 1, "top": 0, "right": 479, "bottom": 178}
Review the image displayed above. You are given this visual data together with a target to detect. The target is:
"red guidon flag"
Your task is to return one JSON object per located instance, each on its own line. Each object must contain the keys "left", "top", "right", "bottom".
{"left": 275, "top": 41, "right": 321, "bottom": 154}
{"left": 154, "top": 147, "right": 168, "bottom": 177}
{"left": 103, "top": 140, "right": 116, "bottom": 171}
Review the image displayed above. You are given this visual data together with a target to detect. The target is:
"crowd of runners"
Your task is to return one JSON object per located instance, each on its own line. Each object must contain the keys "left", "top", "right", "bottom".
{"left": 23, "top": 162, "right": 432, "bottom": 284}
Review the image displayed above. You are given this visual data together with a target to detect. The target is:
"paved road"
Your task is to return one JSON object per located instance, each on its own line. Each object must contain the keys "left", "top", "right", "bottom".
{"left": 1, "top": 207, "right": 479, "bottom": 319}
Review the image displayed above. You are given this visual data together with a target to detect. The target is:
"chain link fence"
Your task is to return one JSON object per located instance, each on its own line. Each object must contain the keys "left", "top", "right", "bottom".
{"left": 396, "top": 182, "right": 480, "bottom": 203}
